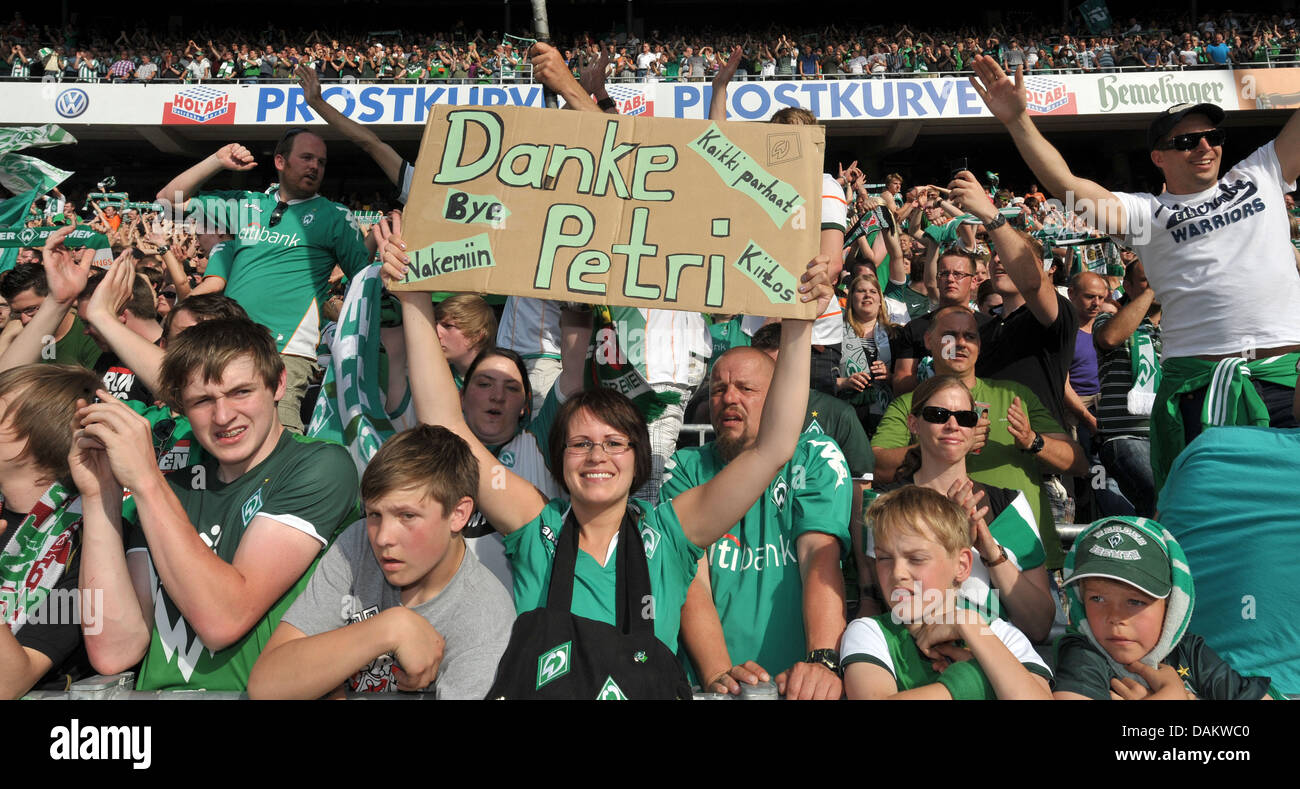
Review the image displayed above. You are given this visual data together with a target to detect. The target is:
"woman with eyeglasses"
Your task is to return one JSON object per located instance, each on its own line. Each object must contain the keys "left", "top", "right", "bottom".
{"left": 381, "top": 216, "right": 833, "bottom": 697}
{"left": 889, "top": 375, "right": 1055, "bottom": 642}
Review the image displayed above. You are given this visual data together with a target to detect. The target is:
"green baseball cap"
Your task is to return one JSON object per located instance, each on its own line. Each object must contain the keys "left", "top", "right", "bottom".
{"left": 1064, "top": 518, "right": 1172, "bottom": 599}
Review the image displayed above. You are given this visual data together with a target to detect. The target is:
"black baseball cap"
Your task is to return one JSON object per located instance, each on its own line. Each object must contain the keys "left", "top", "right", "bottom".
{"left": 1147, "top": 102, "right": 1226, "bottom": 150}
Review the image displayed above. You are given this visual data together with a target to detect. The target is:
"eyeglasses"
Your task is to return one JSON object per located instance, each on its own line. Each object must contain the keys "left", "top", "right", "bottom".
{"left": 937, "top": 269, "right": 973, "bottom": 281}
{"left": 915, "top": 406, "right": 980, "bottom": 428}
{"left": 564, "top": 438, "right": 634, "bottom": 455}
{"left": 268, "top": 201, "right": 289, "bottom": 228}
{"left": 16, "top": 304, "right": 42, "bottom": 318}
{"left": 1155, "top": 128, "right": 1226, "bottom": 151}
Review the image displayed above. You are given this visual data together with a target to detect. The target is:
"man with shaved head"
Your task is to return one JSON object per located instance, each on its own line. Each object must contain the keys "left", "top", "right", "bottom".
{"left": 1065, "top": 271, "right": 1110, "bottom": 441}
{"left": 661, "top": 344, "right": 852, "bottom": 700}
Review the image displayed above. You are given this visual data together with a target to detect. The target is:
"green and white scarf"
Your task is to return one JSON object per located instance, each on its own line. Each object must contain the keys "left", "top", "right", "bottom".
{"left": 1063, "top": 516, "right": 1194, "bottom": 685}
{"left": 0, "top": 482, "right": 82, "bottom": 635}
{"left": 307, "top": 264, "right": 397, "bottom": 475}
{"left": 1127, "top": 327, "right": 1160, "bottom": 416}
{"left": 586, "top": 305, "right": 680, "bottom": 424}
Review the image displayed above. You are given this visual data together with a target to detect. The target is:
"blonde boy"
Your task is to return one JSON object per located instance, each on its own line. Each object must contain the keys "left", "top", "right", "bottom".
{"left": 840, "top": 486, "right": 1052, "bottom": 699}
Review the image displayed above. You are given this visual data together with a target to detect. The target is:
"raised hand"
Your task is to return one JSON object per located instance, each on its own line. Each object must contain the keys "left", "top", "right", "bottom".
{"left": 42, "top": 224, "right": 95, "bottom": 305}
{"left": 374, "top": 211, "right": 409, "bottom": 285}
{"left": 968, "top": 55, "right": 1026, "bottom": 124}
{"left": 1006, "top": 396, "right": 1034, "bottom": 451}
{"left": 214, "top": 143, "right": 257, "bottom": 172}
{"left": 295, "top": 62, "right": 322, "bottom": 106}
{"left": 84, "top": 253, "right": 136, "bottom": 327}
{"left": 711, "top": 44, "right": 744, "bottom": 92}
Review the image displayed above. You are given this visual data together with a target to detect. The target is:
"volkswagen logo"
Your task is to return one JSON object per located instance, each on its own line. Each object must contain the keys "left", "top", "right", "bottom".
{"left": 18, "top": 227, "right": 37, "bottom": 245}
{"left": 55, "top": 88, "right": 89, "bottom": 119}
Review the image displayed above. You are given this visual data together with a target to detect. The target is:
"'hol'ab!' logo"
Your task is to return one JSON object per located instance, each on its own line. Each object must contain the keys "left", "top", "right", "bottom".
{"left": 536, "top": 641, "right": 572, "bottom": 689}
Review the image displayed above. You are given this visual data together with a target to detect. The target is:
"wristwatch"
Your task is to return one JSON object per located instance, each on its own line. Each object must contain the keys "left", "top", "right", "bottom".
{"left": 982, "top": 213, "right": 1007, "bottom": 231}
{"left": 1021, "top": 432, "right": 1044, "bottom": 454}
{"left": 982, "top": 543, "right": 1009, "bottom": 568}
{"left": 806, "top": 648, "right": 842, "bottom": 676}
{"left": 156, "top": 244, "right": 171, "bottom": 255}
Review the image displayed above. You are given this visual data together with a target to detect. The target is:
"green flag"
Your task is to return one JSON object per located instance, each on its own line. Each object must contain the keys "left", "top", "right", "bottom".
{"left": 0, "top": 188, "right": 40, "bottom": 226}
{"left": 0, "top": 224, "right": 111, "bottom": 275}
{"left": 1078, "top": 0, "right": 1113, "bottom": 34}
{"left": 0, "top": 153, "right": 72, "bottom": 195}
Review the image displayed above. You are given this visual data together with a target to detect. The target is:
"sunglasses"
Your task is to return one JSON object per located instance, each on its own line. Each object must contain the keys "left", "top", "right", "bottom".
{"left": 268, "top": 201, "right": 289, "bottom": 228}
{"left": 915, "top": 405, "right": 980, "bottom": 428}
{"left": 1156, "top": 128, "right": 1226, "bottom": 151}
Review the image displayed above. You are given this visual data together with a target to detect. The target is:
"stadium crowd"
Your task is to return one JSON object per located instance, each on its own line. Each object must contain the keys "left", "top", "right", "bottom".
{"left": 4, "top": 9, "right": 1300, "bottom": 84}
{"left": 1, "top": 37, "right": 1297, "bottom": 701}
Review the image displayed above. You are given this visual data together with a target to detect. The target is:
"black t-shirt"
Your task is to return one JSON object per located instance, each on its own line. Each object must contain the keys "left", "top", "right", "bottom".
{"left": 1, "top": 505, "right": 94, "bottom": 691}
{"left": 977, "top": 293, "right": 1077, "bottom": 428}
{"left": 94, "top": 350, "right": 155, "bottom": 404}
{"left": 894, "top": 308, "right": 994, "bottom": 361}
{"left": 1052, "top": 631, "right": 1272, "bottom": 700}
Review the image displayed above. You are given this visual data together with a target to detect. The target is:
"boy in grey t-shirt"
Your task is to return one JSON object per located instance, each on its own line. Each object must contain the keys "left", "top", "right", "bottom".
{"left": 249, "top": 425, "right": 515, "bottom": 699}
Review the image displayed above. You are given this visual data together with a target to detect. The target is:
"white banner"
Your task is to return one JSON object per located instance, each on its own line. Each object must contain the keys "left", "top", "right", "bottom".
{"left": 0, "top": 69, "right": 1282, "bottom": 126}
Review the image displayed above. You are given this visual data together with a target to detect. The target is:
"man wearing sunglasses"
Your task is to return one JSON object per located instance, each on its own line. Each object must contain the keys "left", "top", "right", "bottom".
{"left": 970, "top": 55, "right": 1300, "bottom": 496}
{"left": 155, "top": 129, "right": 374, "bottom": 435}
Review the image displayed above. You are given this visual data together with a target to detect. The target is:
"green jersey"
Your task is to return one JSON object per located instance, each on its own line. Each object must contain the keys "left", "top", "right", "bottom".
{"left": 883, "top": 279, "right": 931, "bottom": 320}
{"left": 1052, "top": 632, "right": 1274, "bottom": 700}
{"left": 806, "top": 389, "right": 874, "bottom": 479}
{"left": 76, "top": 58, "right": 99, "bottom": 82}
{"left": 43, "top": 315, "right": 102, "bottom": 370}
{"left": 503, "top": 498, "right": 704, "bottom": 653}
{"left": 872, "top": 377, "right": 1065, "bottom": 566}
{"left": 660, "top": 433, "right": 852, "bottom": 674}
{"left": 125, "top": 432, "right": 360, "bottom": 690}
{"left": 9, "top": 56, "right": 32, "bottom": 78}
{"left": 707, "top": 317, "right": 750, "bottom": 366}
{"left": 216, "top": 59, "right": 235, "bottom": 79}
{"left": 841, "top": 614, "right": 1050, "bottom": 696}
{"left": 189, "top": 190, "right": 371, "bottom": 357}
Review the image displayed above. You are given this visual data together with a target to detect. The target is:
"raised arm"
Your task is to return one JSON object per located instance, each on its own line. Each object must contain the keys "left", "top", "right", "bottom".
{"left": 1272, "top": 105, "right": 1300, "bottom": 184}
{"left": 529, "top": 41, "right": 600, "bottom": 112}
{"left": 80, "top": 257, "right": 168, "bottom": 396}
{"left": 0, "top": 226, "right": 90, "bottom": 372}
{"left": 968, "top": 56, "right": 1126, "bottom": 236}
{"left": 949, "top": 170, "right": 1057, "bottom": 325}
{"left": 709, "top": 45, "right": 744, "bottom": 121}
{"left": 297, "top": 64, "right": 402, "bottom": 186}
{"left": 155, "top": 143, "right": 257, "bottom": 207}
{"left": 1095, "top": 285, "right": 1157, "bottom": 350}
{"left": 670, "top": 257, "right": 832, "bottom": 548}
{"left": 378, "top": 215, "right": 547, "bottom": 535}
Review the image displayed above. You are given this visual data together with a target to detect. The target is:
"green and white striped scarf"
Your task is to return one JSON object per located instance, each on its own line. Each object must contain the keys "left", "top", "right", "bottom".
{"left": 1063, "top": 516, "right": 1194, "bottom": 685}
{"left": 0, "top": 483, "right": 82, "bottom": 635}
{"left": 586, "top": 305, "right": 680, "bottom": 424}
{"left": 1127, "top": 327, "right": 1160, "bottom": 416}
{"left": 307, "top": 264, "right": 396, "bottom": 475}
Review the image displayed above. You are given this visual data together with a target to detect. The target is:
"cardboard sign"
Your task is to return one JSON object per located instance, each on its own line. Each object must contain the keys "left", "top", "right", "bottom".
{"left": 394, "top": 105, "right": 825, "bottom": 318}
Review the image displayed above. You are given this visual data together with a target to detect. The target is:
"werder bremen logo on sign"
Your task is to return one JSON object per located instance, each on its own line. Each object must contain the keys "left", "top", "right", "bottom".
{"left": 536, "top": 641, "right": 572, "bottom": 689}
{"left": 597, "top": 675, "right": 628, "bottom": 700}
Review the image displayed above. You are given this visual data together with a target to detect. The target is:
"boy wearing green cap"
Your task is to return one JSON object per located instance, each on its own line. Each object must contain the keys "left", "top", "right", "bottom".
{"left": 1053, "top": 517, "right": 1277, "bottom": 700}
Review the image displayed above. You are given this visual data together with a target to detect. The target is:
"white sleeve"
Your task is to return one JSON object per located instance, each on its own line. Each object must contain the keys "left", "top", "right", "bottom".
{"left": 990, "top": 618, "right": 1052, "bottom": 677}
{"left": 821, "top": 172, "right": 848, "bottom": 233}
{"left": 1238, "top": 140, "right": 1297, "bottom": 193}
{"left": 1110, "top": 190, "right": 1150, "bottom": 248}
{"left": 396, "top": 160, "right": 414, "bottom": 205}
{"left": 839, "top": 617, "right": 894, "bottom": 676}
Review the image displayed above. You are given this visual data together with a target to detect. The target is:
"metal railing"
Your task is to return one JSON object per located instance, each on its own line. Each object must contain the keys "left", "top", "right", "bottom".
{"left": 8, "top": 56, "right": 1300, "bottom": 86}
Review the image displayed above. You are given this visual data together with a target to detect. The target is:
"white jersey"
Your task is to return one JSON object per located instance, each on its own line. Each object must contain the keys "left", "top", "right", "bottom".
{"left": 1113, "top": 141, "right": 1300, "bottom": 358}
{"left": 642, "top": 308, "right": 712, "bottom": 386}
{"left": 840, "top": 615, "right": 1049, "bottom": 683}
{"left": 496, "top": 296, "right": 562, "bottom": 359}
{"left": 744, "top": 173, "right": 848, "bottom": 345}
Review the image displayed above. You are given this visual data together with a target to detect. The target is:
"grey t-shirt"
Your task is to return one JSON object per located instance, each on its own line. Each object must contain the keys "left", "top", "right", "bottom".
{"left": 283, "top": 521, "right": 515, "bottom": 700}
